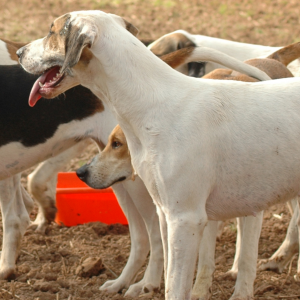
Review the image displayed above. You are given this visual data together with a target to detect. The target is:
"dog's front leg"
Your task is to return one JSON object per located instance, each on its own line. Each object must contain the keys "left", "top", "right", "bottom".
{"left": 0, "top": 175, "right": 33, "bottom": 279}
{"left": 192, "top": 221, "right": 218, "bottom": 300}
{"left": 124, "top": 178, "right": 164, "bottom": 297}
{"left": 100, "top": 180, "right": 163, "bottom": 296}
{"left": 165, "top": 205, "right": 208, "bottom": 300}
{"left": 28, "top": 140, "right": 92, "bottom": 233}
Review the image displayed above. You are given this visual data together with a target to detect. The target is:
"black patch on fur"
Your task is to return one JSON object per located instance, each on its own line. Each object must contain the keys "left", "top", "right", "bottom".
{"left": 188, "top": 62, "right": 206, "bottom": 78}
{"left": 0, "top": 65, "right": 102, "bottom": 147}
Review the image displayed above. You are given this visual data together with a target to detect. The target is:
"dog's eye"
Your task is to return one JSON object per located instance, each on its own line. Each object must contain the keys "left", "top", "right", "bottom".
{"left": 112, "top": 141, "right": 122, "bottom": 149}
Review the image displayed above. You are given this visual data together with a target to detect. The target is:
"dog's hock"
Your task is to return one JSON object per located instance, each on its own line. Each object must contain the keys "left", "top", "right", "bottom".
{"left": 61, "top": 19, "right": 97, "bottom": 74}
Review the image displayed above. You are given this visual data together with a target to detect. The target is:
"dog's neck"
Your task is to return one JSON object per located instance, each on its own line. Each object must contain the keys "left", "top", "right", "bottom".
{"left": 83, "top": 29, "right": 198, "bottom": 135}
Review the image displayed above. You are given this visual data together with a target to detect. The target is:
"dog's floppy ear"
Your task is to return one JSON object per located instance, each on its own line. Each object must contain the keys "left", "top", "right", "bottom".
{"left": 123, "top": 19, "right": 139, "bottom": 37}
{"left": 61, "top": 19, "right": 97, "bottom": 74}
{"left": 109, "top": 14, "right": 139, "bottom": 37}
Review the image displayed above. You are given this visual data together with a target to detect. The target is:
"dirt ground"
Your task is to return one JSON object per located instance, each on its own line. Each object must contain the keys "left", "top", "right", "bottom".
{"left": 1, "top": 0, "right": 300, "bottom": 299}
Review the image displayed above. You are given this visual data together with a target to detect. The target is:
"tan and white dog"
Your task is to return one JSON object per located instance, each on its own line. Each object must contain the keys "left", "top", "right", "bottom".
{"left": 18, "top": 11, "right": 300, "bottom": 300}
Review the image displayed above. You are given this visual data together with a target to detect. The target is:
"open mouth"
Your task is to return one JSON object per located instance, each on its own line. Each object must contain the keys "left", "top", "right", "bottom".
{"left": 29, "top": 66, "right": 65, "bottom": 107}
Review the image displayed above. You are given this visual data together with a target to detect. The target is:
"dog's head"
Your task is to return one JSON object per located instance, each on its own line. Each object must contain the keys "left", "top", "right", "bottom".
{"left": 17, "top": 11, "right": 138, "bottom": 107}
{"left": 76, "top": 125, "right": 135, "bottom": 189}
{"left": 148, "top": 31, "right": 206, "bottom": 77}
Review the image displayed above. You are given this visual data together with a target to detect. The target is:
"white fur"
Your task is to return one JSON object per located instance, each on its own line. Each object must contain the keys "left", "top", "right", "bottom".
{"left": 17, "top": 12, "right": 300, "bottom": 300}
{"left": 149, "top": 30, "right": 300, "bottom": 76}
{"left": 0, "top": 40, "right": 18, "bottom": 65}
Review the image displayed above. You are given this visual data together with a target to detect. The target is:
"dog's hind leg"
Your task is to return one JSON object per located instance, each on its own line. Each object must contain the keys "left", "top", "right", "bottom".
{"left": 229, "top": 211, "right": 263, "bottom": 300}
{"left": 192, "top": 221, "right": 218, "bottom": 300}
{"left": 0, "top": 175, "right": 33, "bottom": 279}
{"left": 100, "top": 178, "right": 163, "bottom": 296}
{"left": 223, "top": 217, "right": 244, "bottom": 280}
{"left": 28, "top": 139, "right": 92, "bottom": 233}
{"left": 258, "top": 198, "right": 298, "bottom": 274}
{"left": 294, "top": 198, "right": 300, "bottom": 281}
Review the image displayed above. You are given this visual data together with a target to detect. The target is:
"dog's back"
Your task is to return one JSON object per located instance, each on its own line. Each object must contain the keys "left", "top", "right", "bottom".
{"left": 203, "top": 42, "right": 300, "bottom": 81}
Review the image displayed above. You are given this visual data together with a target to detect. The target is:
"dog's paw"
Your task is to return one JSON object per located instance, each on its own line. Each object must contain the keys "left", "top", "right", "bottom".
{"left": 294, "top": 273, "right": 300, "bottom": 282}
{"left": 125, "top": 282, "right": 159, "bottom": 298}
{"left": 257, "top": 258, "right": 283, "bottom": 273}
{"left": 191, "top": 292, "right": 211, "bottom": 300}
{"left": 99, "top": 279, "right": 128, "bottom": 293}
{"left": 229, "top": 296, "right": 253, "bottom": 300}
{"left": 221, "top": 269, "right": 238, "bottom": 281}
{"left": 0, "top": 266, "right": 16, "bottom": 280}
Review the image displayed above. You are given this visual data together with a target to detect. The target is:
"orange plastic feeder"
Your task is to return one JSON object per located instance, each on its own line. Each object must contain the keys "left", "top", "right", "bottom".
{"left": 55, "top": 172, "right": 128, "bottom": 226}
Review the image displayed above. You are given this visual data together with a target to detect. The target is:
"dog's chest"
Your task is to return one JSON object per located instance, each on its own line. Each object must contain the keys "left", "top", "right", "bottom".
{"left": 0, "top": 138, "right": 78, "bottom": 180}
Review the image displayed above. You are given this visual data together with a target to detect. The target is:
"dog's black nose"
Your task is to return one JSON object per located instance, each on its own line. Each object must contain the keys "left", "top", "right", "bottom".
{"left": 16, "top": 47, "right": 24, "bottom": 59}
{"left": 76, "top": 164, "right": 89, "bottom": 182}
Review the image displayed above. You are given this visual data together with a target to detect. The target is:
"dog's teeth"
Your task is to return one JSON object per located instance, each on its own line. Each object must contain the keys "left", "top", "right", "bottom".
{"left": 56, "top": 73, "right": 59, "bottom": 77}
{"left": 39, "top": 82, "right": 43, "bottom": 87}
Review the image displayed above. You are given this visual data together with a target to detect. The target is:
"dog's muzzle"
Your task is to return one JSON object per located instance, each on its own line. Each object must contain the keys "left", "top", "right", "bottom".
{"left": 76, "top": 164, "right": 89, "bottom": 182}
{"left": 16, "top": 46, "right": 26, "bottom": 60}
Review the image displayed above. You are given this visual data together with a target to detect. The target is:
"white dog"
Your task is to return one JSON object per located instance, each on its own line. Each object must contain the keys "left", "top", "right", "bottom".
{"left": 77, "top": 42, "right": 300, "bottom": 299}
{"left": 18, "top": 11, "right": 300, "bottom": 300}
{"left": 1, "top": 35, "right": 263, "bottom": 295}
{"left": 27, "top": 29, "right": 300, "bottom": 285}
{"left": 148, "top": 31, "right": 300, "bottom": 277}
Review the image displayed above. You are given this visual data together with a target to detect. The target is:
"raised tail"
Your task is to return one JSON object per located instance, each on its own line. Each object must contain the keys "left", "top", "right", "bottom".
{"left": 160, "top": 46, "right": 271, "bottom": 81}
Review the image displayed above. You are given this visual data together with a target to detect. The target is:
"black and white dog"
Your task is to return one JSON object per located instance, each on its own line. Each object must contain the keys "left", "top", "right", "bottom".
{"left": 0, "top": 40, "right": 165, "bottom": 300}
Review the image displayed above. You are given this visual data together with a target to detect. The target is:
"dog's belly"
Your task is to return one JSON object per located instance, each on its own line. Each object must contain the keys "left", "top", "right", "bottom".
{"left": 0, "top": 138, "right": 78, "bottom": 180}
{"left": 206, "top": 165, "right": 300, "bottom": 221}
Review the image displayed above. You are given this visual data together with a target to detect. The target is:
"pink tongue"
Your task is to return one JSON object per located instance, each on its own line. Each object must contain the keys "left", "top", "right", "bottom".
{"left": 28, "top": 71, "right": 49, "bottom": 107}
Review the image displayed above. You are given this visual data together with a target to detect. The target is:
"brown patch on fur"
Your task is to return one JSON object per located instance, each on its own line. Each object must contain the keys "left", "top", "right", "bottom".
{"left": 123, "top": 19, "right": 139, "bottom": 36}
{"left": 151, "top": 33, "right": 196, "bottom": 56}
{"left": 78, "top": 47, "right": 94, "bottom": 65}
{"left": 1, "top": 38, "right": 27, "bottom": 62}
{"left": 102, "top": 125, "right": 131, "bottom": 160}
{"left": 268, "top": 42, "right": 300, "bottom": 66}
{"left": 160, "top": 46, "right": 195, "bottom": 69}
{"left": 203, "top": 69, "right": 258, "bottom": 82}
{"left": 244, "top": 58, "right": 293, "bottom": 79}
{"left": 203, "top": 43, "right": 300, "bottom": 82}
{"left": 73, "top": 46, "right": 94, "bottom": 73}
{"left": 45, "top": 14, "right": 71, "bottom": 55}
